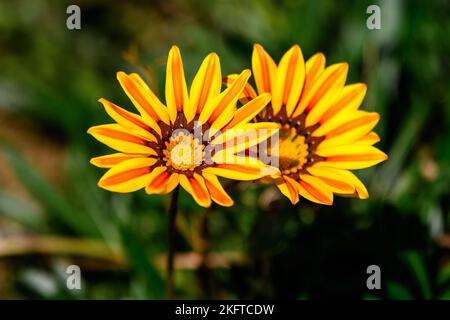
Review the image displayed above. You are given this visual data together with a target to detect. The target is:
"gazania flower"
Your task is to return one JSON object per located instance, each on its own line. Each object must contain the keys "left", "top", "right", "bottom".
{"left": 224, "top": 44, "right": 388, "bottom": 205}
{"left": 88, "top": 46, "right": 278, "bottom": 207}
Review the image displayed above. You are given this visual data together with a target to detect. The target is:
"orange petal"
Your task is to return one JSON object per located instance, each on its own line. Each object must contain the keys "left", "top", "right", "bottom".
{"left": 179, "top": 173, "right": 212, "bottom": 207}
{"left": 307, "top": 166, "right": 355, "bottom": 194}
{"left": 224, "top": 74, "right": 258, "bottom": 105}
{"left": 98, "top": 158, "right": 158, "bottom": 192}
{"left": 117, "top": 72, "right": 170, "bottom": 124}
{"left": 202, "top": 172, "right": 233, "bottom": 207}
{"left": 145, "top": 169, "right": 179, "bottom": 195}
{"left": 293, "top": 63, "right": 348, "bottom": 117}
{"left": 354, "top": 132, "right": 380, "bottom": 146}
{"left": 90, "top": 153, "right": 147, "bottom": 168}
{"left": 99, "top": 98, "right": 161, "bottom": 138}
{"left": 317, "top": 112, "right": 380, "bottom": 149}
{"left": 204, "top": 160, "right": 278, "bottom": 181}
{"left": 223, "top": 93, "right": 271, "bottom": 129}
{"left": 87, "top": 124, "right": 157, "bottom": 155}
{"left": 276, "top": 176, "right": 300, "bottom": 205}
{"left": 320, "top": 83, "right": 367, "bottom": 123}
{"left": 298, "top": 174, "right": 333, "bottom": 205}
{"left": 272, "top": 45, "right": 305, "bottom": 116}
{"left": 315, "top": 145, "right": 388, "bottom": 169}
{"left": 252, "top": 44, "right": 277, "bottom": 94}
{"left": 199, "top": 69, "right": 251, "bottom": 127}
{"left": 189, "top": 53, "right": 222, "bottom": 120}
{"left": 166, "top": 45, "right": 189, "bottom": 123}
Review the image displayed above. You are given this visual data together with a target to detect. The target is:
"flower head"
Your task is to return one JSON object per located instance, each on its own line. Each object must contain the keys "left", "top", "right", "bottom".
{"left": 225, "top": 44, "right": 388, "bottom": 205}
{"left": 88, "top": 46, "right": 278, "bottom": 207}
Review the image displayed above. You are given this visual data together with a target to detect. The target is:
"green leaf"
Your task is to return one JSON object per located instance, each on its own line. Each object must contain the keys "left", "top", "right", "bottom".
{"left": 0, "top": 190, "right": 47, "bottom": 230}
{"left": 386, "top": 281, "right": 414, "bottom": 300}
{"left": 402, "top": 251, "right": 432, "bottom": 299}
{"left": 119, "top": 223, "right": 165, "bottom": 299}
{"left": 2, "top": 145, "right": 98, "bottom": 236}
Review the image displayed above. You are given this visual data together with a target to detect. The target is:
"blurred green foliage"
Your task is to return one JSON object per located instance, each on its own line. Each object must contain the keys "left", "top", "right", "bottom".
{"left": 0, "top": 0, "right": 449, "bottom": 299}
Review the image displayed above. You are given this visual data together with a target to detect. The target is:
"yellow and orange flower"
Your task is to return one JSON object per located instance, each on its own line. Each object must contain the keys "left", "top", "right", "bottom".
{"left": 225, "top": 44, "right": 388, "bottom": 205}
{"left": 88, "top": 46, "right": 279, "bottom": 208}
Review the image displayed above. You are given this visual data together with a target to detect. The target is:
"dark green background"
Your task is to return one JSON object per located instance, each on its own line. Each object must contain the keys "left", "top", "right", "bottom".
{"left": 0, "top": 0, "right": 449, "bottom": 299}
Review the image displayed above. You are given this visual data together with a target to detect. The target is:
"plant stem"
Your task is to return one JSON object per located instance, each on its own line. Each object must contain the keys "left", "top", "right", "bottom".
{"left": 167, "top": 186, "right": 179, "bottom": 300}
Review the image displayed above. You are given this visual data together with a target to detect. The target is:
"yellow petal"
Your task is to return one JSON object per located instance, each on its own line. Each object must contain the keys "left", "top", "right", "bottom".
{"left": 320, "top": 83, "right": 367, "bottom": 123}
{"left": 117, "top": 72, "right": 170, "bottom": 124}
{"left": 145, "top": 169, "right": 179, "bottom": 195}
{"left": 343, "top": 170, "right": 369, "bottom": 199}
{"left": 204, "top": 158, "right": 279, "bottom": 181}
{"left": 298, "top": 174, "right": 333, "bottom": 205}
{"left": 304, "top": 87, "right": 341, "bottom": 127}
{"left": 87, "top": 124, "right": 157, "bottom": 155}
{"left": 315, "top": 145, "right": 388, "bottom": 169}
{"left": 317, "top": 112, "right": 380, "bottom": 149}
{"left": 218, "top": 125, "right": 278, "bottom": 155}
{"left": 306, "top": 166, "right": 355, "bottom": 194}
{"left": 252, "top": 44, "right": 277, "bottom": 94}
{"left": 199, "top": 69, "right": 251, "bottom": 126}
{"left": 98, "top": 158, "right": 158, "bottom": 192}
{"left": 276, "top": 176, "right": 300, "bottom": 205}
{"left": 305, "top": 53, "right": 326, "bottom": 85}
{"left": 354, "top": 132, "right": 380, "bottom": 146}
{"left": 166, "top": 45, "right": 189, "bottom": 123}
{"left": 189, "top": 53, "right": 222, "bottom": 121}
{"left": 99, "top": 98, "right": 160, "bottom": 139}
{"left": 272, "top": 45, "right": 305, "bottom": 116}
{"left": 90, "top": 153, "right": 147, "bottom": 168}
{"left": 179, "top": 173, "right": 211, "bottom": 207}
{"left": 223, "top": 93, "right": 271, "bottom": 129}
{"left": 223, "top": 74, "right": 258, "bottom": 104}
{"left": 313, "top": 110, "right": 364, "bottom": 137}
{"left": 202, "top": 172, "right": 233, "bottom": 207}
{"left": 293, "top": 63, "right": 348, "bottom": 117}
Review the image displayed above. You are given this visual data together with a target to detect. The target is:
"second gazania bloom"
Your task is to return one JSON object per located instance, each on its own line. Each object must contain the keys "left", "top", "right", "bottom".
{"left": 88, "top": 46, "right": 279, "bottom": 208}
{"left": 225, "top": 44, "right": 388, "bottom": 205}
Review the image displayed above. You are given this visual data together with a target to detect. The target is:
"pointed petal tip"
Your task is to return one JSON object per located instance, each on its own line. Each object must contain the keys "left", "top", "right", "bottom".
{"left": 253, "top": 43, "right": 264, "bottom": 50}
{"left": 241, "top": 69, "right": 252, "bottom": 77}
{"left": 170, "top": 45, "right": 180, "bottom": 52}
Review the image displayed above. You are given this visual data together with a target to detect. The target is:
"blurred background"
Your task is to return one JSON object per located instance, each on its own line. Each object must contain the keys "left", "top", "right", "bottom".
{"left": 0, "top": 0, "right": 449, "bottom": 299}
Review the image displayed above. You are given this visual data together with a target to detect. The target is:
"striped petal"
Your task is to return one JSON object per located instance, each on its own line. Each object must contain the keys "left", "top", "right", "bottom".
{"left": 219, "top": 125, "right": 279, "bottom": 155}
{"left": 98, "top": 158, "right": 158, "bottom": 192}
{"left": 315, "top": 145, "right": 388, "bottom": 169}
{"left": 204, "top": 158, "right": 278, "bottom": 181}
{"left": 223, "top": 74, "right": 258, "bottom": 104}
{"left": 320, "top": 83, "right": 367, "bottom": 123}
{"left": 223, "top": 93, "right": 271, "bottom": 130}
{"left": 252, "top": 44, "right": 277, "bottom": 94}
{"left": 179, "top": 173, "right": 211, "bottom": 207}
{"left": 99, "top": 98, "right": 160, "bottom": 138}
{"left": 307, "top": 166, "right": 355, "bottom": 194}
{"left": 202, "top": 172, "right": 233, "bottom": 207}
{"left": 199, "top": 69, "right": 251, "bottom": 128}
{"left": 354, "top": 132, "right": 380, "bottom": 146}
{"left": 298, "top": 174, "right": 333, "bottom": 205}
{"left": 342, "top": 170, "right": 369, "bottom": 199}
{"left": 117, "top": 72, "right": 170, "bottom": 124}
{"left": 293, "top": 63, "right": 348, "bottom": 117}
{"left": 317, "top": 112, "right": 380, "bottom": 149}
{"left": 272, "top": 45, "right": 305, "bottom": 116}
{"left": 189, "top": 53, "right": 222, "bottom": 121}
{"left": 90, "top": 153, "right": 147, "bottom": 168}
{"left": 145, "top": 169, "right": 179, "bottom": 195}
{"left": 276, "top": 176, "right": 300, "bottom": 205}
{"left": 304, "top": 53, "right": 326, "bottom": 88}
{"left": 87, "top": 124, "right": 157, "bottom": 154}
{"left": 166, "top": 45, "right": 189, "bottom": 124}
